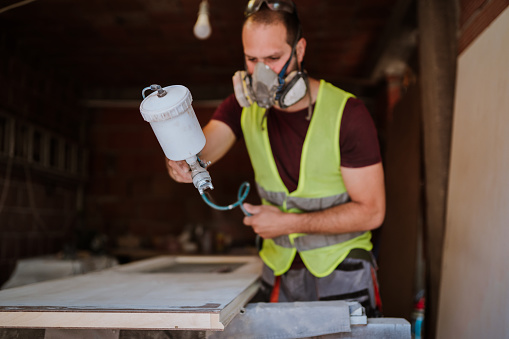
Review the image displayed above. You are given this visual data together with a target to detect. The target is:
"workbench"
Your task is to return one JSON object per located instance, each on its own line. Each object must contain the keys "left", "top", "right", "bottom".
{"left": 0, "top": 255, "right": 410, "bottom": 338}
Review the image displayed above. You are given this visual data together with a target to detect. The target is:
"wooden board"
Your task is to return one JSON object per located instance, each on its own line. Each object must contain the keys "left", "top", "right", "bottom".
{"left": 437, "top": 6, "right": 509, "bottom": 339}
{"left": 0, "top": 255, "right": 262, "bottom": 331}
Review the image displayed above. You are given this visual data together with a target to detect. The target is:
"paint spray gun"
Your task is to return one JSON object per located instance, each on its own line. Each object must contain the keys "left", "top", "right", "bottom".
{"left": 139, "top": 84, "right": 250, "bottom": 215}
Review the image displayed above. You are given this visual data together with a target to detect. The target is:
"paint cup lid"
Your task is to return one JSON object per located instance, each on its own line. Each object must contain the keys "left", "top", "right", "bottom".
{"left": 139, "top": 85, "right": 193, "bottom": 122}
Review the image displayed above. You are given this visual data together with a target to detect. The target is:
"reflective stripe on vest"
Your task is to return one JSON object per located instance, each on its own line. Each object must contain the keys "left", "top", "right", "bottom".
{"left": 271, "top": 232, "right": 365, "bottom": 251}
{"left": 256, "top": 183, "right": 350, "bottom": 212}
{"left": 241, "top": 80, "right": 372, "bottom": 277}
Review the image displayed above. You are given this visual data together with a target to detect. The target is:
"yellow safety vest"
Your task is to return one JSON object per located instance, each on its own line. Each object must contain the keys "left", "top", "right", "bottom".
{"left": 241, "top": 80, "right": 372, "bottom": 278}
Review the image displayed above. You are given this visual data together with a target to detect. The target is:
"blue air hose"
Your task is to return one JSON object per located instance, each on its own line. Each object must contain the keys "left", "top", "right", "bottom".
{"left": 201, "top": 181, "right": 252, "bottom": 216}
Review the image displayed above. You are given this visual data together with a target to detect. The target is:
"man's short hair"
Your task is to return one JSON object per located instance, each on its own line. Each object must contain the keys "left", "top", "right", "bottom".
{"left": 243, "top": 4, "right": 302, "bottom": 47}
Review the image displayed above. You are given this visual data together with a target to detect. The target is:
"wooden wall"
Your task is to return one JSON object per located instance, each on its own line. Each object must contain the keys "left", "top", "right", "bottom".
{"left": 437, "top": 6, "right": 509, "bottom": 338}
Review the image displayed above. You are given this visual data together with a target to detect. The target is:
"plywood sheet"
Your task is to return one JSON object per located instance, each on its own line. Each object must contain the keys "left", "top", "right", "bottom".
{"left": 437, "top": 6, "right": 509, "bottom": 339}
{"left": 0, "top": 256, "right": 262, "bottom": 331}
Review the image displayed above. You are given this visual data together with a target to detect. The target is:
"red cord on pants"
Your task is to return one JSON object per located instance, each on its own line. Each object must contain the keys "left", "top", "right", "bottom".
{"left": 371, "top": 266, "right": 383, "bottom": 312}
{"left": 270, "top": 276, "right": 281, "bottom": 302}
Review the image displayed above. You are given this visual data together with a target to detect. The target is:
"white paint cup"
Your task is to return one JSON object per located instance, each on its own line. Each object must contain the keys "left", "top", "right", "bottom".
{"left": 139, "top": 85, "right": 205, "bottom": 161}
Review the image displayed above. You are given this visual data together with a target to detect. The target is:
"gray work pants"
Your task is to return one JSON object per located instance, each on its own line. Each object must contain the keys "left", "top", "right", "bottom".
{"left": 256, "top": 256, "right": 382, "bottom": 317}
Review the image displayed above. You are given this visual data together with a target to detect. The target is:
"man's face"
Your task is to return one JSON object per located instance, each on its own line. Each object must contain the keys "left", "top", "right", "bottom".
{"left": 242, "top": 20, "right": 297, "bottom": 76}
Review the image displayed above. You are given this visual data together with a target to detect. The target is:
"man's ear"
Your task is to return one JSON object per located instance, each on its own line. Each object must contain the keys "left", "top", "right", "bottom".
{"left": 296, "top": 37, "right": 306, "bottom": 63}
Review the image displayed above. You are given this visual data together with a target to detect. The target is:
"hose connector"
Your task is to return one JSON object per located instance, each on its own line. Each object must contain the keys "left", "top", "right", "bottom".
{"left": 186, "top": 156, "right": 213, "bottom": 195}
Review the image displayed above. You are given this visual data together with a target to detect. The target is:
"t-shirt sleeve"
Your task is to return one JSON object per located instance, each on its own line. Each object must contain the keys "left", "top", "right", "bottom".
{"left": 210, "top": 94, "right": 243, "bottom": 140}
{"left": 340, "top": 97, "right": 382, "bottom": 168}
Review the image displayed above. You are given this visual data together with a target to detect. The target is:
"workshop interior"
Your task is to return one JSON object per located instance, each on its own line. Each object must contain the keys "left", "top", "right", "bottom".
{"left": 1, "top": 0, "right": 509, "bottom": 338}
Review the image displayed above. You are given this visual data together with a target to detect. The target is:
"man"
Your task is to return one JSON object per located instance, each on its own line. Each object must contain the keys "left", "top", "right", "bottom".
{"left": 167, "top": 0, "right": 385, "bottom": 317}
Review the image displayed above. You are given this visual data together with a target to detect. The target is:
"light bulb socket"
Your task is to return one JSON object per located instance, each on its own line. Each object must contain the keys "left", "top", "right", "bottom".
{"left": 198, "top": 0, "right": 209, "bottom": 15}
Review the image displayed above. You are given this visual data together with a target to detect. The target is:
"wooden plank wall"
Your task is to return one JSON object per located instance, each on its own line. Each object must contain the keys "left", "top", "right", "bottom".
{"left": 437, "top": 6, "right": 509, "bottom": 338}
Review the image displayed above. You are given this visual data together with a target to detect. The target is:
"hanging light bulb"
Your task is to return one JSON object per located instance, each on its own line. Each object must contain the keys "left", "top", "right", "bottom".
{"left": 193, "top": 0, "right": 211, "bottom": 40}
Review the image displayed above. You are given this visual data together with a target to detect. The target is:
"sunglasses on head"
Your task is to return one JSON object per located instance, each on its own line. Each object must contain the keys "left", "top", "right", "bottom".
{"left": 244, "top": 0, "right": 296, "bottom": 17}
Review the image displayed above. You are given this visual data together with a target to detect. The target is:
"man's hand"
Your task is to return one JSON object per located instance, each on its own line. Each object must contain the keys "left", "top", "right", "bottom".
{"left": 242, "top": 203, "right": 293, "bottom": 239}
{"left": 241, "top": 162, "right": 385, "bottom": 239}
{"left": 166, "top": 158, "right": 192, "bottom": 183}
{"left": 164, "top": 120, "right": 236, "bottom": 184}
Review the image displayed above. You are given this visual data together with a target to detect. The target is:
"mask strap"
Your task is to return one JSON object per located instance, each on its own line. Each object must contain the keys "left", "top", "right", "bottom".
{"left": 260, "top": 109, "right": 269, "bottom": 130}
{"left": 304, "top": 74, "right": 313, "bottom": 120}
{"left": 275, "top": 51, "right": 294, "bottom": 98}
{"left": 263, "top": 25, "right": 303, "bottom": 129}
{"left": 294, "top": 58, "right": 312, "bottom": 120}
{"left": 276, "top": 25, "right": 301, "bottom": 98}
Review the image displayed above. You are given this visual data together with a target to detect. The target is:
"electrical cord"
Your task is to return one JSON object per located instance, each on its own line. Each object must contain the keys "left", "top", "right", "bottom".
{"left": 200, "top": 181, "right": 252, "bottom": 216}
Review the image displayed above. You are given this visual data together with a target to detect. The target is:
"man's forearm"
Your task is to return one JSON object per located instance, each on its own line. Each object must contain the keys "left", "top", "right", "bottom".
{"left": 284, "top": 200, "right": 385, "bottom": 235}
{"left": 243, "top": 163, "right": 385, "bottom": 239}
{"left": 243, "top": 198, "right": 385, "bottom": 239}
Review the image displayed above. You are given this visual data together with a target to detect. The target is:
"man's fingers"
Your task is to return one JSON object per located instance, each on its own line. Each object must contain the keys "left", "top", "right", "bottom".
{"left": 243, "top": 203, "right": 258, "bottom": 215}
{"left": 166, "top": 159, "right": 192, "bottom": 183}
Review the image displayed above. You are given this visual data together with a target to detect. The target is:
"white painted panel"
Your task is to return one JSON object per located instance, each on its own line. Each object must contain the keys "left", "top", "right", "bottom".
{"left": 438, "top": 6, "right": 509, "bottom": 339}
{"left": 0, "top": 255, "right": 262, "bottom": 330}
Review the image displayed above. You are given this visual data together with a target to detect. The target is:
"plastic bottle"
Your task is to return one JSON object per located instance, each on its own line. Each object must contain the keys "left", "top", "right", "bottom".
{"left": 411, "top": 292, "right": 425, "bottom": 339}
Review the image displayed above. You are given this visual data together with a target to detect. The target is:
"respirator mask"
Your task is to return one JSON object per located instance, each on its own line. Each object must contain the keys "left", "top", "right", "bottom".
{"left": 234, "top": 0, "right": 311, "bottom": 114}
{"left": 232, "top": 60, "right": 308, "bottom": 109}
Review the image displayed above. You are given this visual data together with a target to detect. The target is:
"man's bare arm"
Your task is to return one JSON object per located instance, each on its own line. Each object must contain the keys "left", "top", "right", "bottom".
{"left": 243, "top": 162, "right": 385, "bottom": 239}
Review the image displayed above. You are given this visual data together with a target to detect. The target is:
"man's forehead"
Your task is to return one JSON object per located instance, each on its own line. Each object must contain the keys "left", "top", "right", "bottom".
{"left": 243, "top": 19, "right": 287, "bottom": 35}
{"left": 242, "top": 21, "right": 289, "bottom": 49}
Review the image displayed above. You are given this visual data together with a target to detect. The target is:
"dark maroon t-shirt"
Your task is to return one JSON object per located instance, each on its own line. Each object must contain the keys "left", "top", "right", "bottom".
{"left": 211, "top": 93, "right": 381, "bottom": 193}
